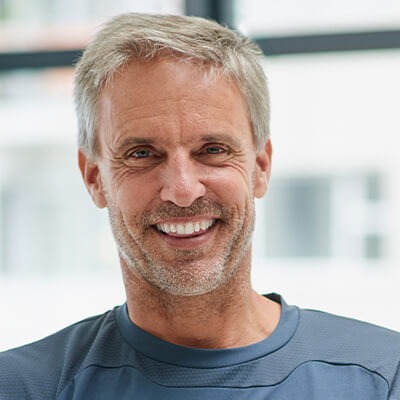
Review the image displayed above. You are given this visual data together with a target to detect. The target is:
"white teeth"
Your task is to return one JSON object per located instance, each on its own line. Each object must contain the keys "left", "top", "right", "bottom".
{"left": 185, "top": 223, "right": 194, "bottom": 234}
{"left": 156, "top": 219, "right": 215, "bottom": 235}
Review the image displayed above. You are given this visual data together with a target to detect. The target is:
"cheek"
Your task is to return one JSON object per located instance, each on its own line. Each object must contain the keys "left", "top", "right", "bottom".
{"left": 204, "top": 168, "right": 252, "bottom": 206}
{"left": 113, "top": 174, "right": 161, "bottom": 216}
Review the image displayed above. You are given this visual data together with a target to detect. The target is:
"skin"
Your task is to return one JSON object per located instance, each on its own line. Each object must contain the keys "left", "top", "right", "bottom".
{"left": 78, "top": 58, "right": 280, "bottom": 349}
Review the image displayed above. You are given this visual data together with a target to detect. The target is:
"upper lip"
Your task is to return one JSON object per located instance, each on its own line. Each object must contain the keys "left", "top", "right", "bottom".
{"left": 153, "top": 216, "right": 218, "bottom": 225}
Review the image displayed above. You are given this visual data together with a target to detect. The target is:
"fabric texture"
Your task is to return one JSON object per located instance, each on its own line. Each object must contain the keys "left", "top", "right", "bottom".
{"left": 1, "top": 294, "right": 399, "bottom": 399}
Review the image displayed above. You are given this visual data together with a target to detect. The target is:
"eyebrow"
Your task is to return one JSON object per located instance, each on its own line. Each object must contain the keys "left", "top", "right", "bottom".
{"left": 115, "top": 137, "right": 156, "bottom": 153}
{"left": 199, "top": 134, "right": 242, "bottom": 148}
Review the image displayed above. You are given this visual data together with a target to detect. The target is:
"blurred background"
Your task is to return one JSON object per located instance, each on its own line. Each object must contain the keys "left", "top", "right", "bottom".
{"left": 1, "top": 0, "right": 399, "bottom": 351}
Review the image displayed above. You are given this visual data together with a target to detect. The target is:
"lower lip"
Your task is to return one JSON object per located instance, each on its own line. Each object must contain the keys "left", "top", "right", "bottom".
{"left": 153, "top": 222, "right": 218, "bottom": 249}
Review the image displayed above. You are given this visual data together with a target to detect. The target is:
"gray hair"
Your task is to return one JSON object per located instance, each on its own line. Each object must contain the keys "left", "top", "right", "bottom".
{"left": 74, "top": 13, "right": 270, "bottom": 159}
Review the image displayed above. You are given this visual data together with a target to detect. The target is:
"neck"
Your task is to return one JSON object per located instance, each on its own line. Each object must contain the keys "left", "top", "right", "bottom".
{"left": 121, "top": 253, "right": 281, "bottom": 349}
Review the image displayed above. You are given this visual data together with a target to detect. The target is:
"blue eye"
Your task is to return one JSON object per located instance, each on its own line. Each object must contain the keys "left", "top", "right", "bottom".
{"left": 132, "top": 149, "right": 151, "bottom": 158}
{"left": 206, "top": 147, "right": 223, "bottom": 154}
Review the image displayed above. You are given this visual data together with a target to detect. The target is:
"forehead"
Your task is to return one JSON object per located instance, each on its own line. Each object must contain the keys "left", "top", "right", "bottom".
{"left": 97, "top": 59, "right": 253, "bottom": 149}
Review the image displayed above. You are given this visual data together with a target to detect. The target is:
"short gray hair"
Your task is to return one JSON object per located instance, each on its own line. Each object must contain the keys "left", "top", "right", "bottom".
{"left": 74, "top": 13, "right": 270, "bottom": 159}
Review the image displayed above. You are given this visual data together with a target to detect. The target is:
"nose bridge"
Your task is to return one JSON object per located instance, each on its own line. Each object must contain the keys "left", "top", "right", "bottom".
{"left": 160, "top": 149, "right": 206, "bottom": 207}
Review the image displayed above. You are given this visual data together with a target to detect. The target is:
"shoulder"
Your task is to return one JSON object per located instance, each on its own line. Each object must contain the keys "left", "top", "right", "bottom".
{"left": 0, "top": 307, "right": 121, "bottom": 400}
{"left": 299, "top": 307, "right": 400, "bottom": 349}
{"left": 295, "top": 307, "right": 400, "bottom": 385}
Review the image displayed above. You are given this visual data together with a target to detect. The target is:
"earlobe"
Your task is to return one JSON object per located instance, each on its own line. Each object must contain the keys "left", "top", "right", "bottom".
{"left": 78, "top": 150, "right": 107, "bottom": 208}
{"left": 253, "top": 139, "right": 272, "bottom": 199}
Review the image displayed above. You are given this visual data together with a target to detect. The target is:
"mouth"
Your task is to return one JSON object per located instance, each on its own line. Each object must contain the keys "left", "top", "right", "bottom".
{"left": 151, "top": 218, "right": 218, "bottom": 246}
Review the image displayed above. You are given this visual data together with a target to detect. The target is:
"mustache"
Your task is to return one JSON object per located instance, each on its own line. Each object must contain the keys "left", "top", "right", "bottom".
{"left": 136, "top": 198, "right": 234, "bottom": 227}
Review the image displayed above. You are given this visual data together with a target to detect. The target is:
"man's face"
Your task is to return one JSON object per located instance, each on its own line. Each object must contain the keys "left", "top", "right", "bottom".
{"left": 80, "top": 59, "right": 271, "bottom": 296}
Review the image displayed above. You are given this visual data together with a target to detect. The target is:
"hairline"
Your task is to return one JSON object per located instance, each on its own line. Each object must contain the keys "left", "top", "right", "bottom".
{"left": 74, "top": 13, "right": 270, "bottom": 161}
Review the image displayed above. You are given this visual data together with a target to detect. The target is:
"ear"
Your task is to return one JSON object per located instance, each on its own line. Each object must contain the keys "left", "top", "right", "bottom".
{"left": 78, "top": 149, "right": 107, "bottom": 208}
{"left": 253, "top": 139, "right": 272, "bottom": 199}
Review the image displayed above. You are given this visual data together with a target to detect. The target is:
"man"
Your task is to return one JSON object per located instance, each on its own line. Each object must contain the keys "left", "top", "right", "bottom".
{"left": 0, "top": 13, "right": 399, "bottom": 400}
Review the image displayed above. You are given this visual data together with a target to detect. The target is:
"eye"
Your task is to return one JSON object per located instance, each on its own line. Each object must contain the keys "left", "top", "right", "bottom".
{"left": 201, "top": 144, "right": 230, "bottom": 156}
{"left": 205, "top": 146, "right": 225, "bottom": 154}
{"left": 197, "top": 143, "right": 232, "bottom": 165}
{"left": 130, "top": 149, "right": 151, "bottom": 158}
{"left": 122, "top": 147, "right": 162, "bottom": 168}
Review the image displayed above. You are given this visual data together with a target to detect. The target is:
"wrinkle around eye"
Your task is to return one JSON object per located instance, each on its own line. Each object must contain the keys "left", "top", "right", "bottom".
{"left": 107, "top": 156, "right": 142, "bottom": 175}
{"left": 113, "top": 152, "right": 162, "bottom": 170}
{"left": 105, "top": 161, "right": 134, "bottom": 191}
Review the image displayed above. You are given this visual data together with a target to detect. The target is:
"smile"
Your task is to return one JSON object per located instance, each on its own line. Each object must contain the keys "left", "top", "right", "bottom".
{"left": 155, "top": 219, "right": 216, "bottom": 237}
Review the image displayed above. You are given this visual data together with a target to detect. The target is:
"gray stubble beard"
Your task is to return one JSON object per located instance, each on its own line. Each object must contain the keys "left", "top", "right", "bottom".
{"left": 106, "top": 197, "right": 255, "bottom": 297}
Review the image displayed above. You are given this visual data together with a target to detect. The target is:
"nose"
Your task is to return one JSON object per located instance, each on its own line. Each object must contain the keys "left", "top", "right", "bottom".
{"left": 159, "top": 153, "right": 206, "bottom": 207}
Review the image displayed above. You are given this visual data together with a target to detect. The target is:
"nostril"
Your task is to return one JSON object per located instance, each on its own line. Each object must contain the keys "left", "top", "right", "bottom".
{"left": 159, "top": 181, "right": 206, "bottom": 207}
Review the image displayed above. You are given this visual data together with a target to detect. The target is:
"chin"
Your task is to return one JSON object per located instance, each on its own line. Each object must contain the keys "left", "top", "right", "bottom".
{"left": 144, "top": 255, "right": 239, "bottom": 297}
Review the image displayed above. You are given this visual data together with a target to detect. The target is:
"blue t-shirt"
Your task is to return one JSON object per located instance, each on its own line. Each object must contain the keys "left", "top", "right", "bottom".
{"left": 1, "top": 294, "right": 399, "bottom": 399}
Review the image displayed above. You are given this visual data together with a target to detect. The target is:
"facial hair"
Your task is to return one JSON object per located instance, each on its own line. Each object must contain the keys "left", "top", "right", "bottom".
{"left": 106, "top": 196, "right": 256, "bottom": 297}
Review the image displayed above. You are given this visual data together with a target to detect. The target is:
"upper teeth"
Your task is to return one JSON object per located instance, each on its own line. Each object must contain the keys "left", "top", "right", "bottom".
{"left": 156, "top": 220, "right": 215, "bottom": 235}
